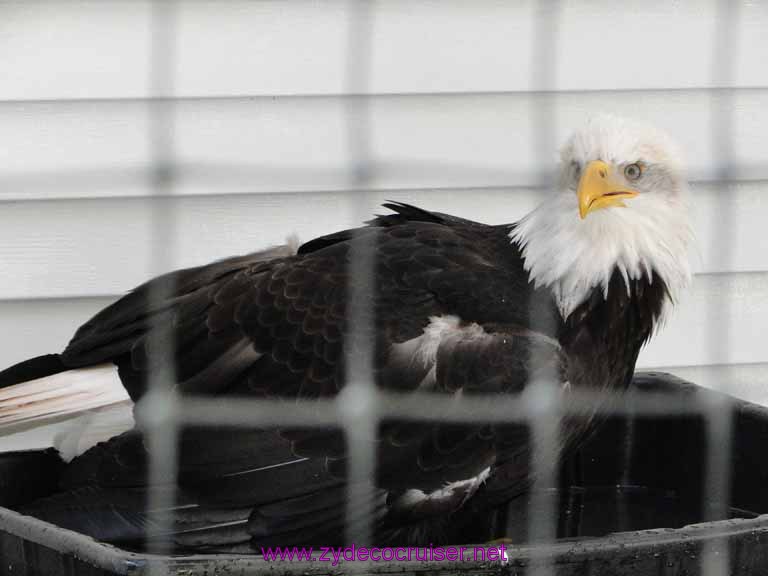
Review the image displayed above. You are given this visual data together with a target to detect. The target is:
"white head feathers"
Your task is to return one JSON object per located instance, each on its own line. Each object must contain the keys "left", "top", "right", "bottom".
{"left": 511, "top": 114, "right": 693, "bottom": 321}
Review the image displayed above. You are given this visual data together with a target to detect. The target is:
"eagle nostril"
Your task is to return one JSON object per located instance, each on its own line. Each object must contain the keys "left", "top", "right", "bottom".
{"left": 599, "top": 169, "right": 607, "bottom": 178}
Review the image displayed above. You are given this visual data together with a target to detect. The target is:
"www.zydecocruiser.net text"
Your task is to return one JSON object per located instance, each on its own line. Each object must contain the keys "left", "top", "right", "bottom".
{"left": 261, "top": 544, "right": 510, "bottom": 565}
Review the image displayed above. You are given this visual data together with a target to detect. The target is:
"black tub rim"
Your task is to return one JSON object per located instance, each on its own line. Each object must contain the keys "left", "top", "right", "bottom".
{"left": 2, "top": 503, "right": 768, "bottom": 575}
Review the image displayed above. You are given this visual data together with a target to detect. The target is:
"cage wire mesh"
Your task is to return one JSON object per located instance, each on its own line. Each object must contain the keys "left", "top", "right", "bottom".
{"left": 700, "top": 1, "right": 737, "bottom": 574}
{"left": 145, "top": 0, "right": 180, "bottom": 567}
{"left": 136, "top": 0, "right": 742, "bottom": 573}
{"left": 1, "top": 0, "right": 753, "bottom": 574}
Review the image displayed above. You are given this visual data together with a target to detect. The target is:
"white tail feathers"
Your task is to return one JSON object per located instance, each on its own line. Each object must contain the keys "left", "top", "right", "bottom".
{"left": 0, "top": 364, "right": 134, "bottom": 462}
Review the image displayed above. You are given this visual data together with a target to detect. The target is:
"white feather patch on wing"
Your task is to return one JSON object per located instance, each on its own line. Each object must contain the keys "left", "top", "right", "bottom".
{"left": 394, "top": 466, "right": 491, "bottom": 510}
{"left": 390, "top": 315, "right": 489, "bottom": 389}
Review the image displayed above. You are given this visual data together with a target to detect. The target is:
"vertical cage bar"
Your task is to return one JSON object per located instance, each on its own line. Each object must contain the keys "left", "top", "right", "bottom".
{"left": 702, "top": 1, "right": 739, "bottom": 575}
{"left": 523, "top": 1, "right": 561, "bottom": 574}
{"left": 342, "top": 0, "right": 377, "bottom": 553}
{"left": 144, "top": 0, "right": 180, "bottom": 565}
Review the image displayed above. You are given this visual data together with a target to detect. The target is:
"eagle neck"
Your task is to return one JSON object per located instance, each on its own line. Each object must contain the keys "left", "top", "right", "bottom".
{"left": 509, "top": 191, "right": 691, "bottom": 324}
{"left": 559, "top": 268, "right": 668, "bottom": 392}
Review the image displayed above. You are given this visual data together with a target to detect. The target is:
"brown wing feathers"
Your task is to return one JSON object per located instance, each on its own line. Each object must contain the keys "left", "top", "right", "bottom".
{"left": 18, "top": 205, "right": 566, "bottom": 548}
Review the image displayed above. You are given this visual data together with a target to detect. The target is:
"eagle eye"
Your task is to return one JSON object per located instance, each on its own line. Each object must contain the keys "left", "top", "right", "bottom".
{"left": 624, "top": 163, "right": 643, "bottom": 181}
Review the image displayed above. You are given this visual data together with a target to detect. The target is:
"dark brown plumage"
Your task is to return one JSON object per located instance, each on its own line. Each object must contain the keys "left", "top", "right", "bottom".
{"left": 1, "top": 202, "right": 670, "bottom": 551}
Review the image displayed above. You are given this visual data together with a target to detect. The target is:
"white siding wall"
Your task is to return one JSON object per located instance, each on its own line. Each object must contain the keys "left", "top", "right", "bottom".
{"left": 1, "top": 1, "right": 767, "bottom": 403}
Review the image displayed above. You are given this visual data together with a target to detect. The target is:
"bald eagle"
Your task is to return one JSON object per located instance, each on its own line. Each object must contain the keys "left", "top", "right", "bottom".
{"left": 0, "top": 115, "right": 691, "bottom": 550}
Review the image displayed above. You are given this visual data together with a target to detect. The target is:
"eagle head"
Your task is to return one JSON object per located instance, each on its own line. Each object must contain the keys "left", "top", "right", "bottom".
{"left": 512, "top": 114, "right": 693, "bottom": 321}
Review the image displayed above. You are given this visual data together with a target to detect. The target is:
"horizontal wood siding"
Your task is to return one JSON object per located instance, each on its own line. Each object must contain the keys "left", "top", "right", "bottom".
{"left": 2, "top": 1, "right": 767, "bottom": 100}
{"left": 3, "top": 92, "right": 768, "bottom": 201}
{"left": 0, "top": 185, "right": 765, "bottom": 300}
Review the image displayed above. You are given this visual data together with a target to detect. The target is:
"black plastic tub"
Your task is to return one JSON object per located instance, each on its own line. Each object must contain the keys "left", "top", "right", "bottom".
{"left": 2, "top": 372, "right": 768, "bottom": 575}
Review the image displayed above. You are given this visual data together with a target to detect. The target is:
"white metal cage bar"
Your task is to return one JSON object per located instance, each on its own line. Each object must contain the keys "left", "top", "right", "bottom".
{"left": 342, "top": 0, "right": 378, "bottom": 552}
{"left": 701, "top": 1, "right": 739, "bottom": 574}
{"left": 523, "top": 2, "right": 561, "bottom": 574}
{"left": 145, "top": 0, "right": 181, "bottom": 569}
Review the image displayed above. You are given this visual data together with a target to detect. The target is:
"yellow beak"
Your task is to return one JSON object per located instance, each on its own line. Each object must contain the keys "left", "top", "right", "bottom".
{"left": 577, "top": 160, "right": 639, "bottom": 219}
